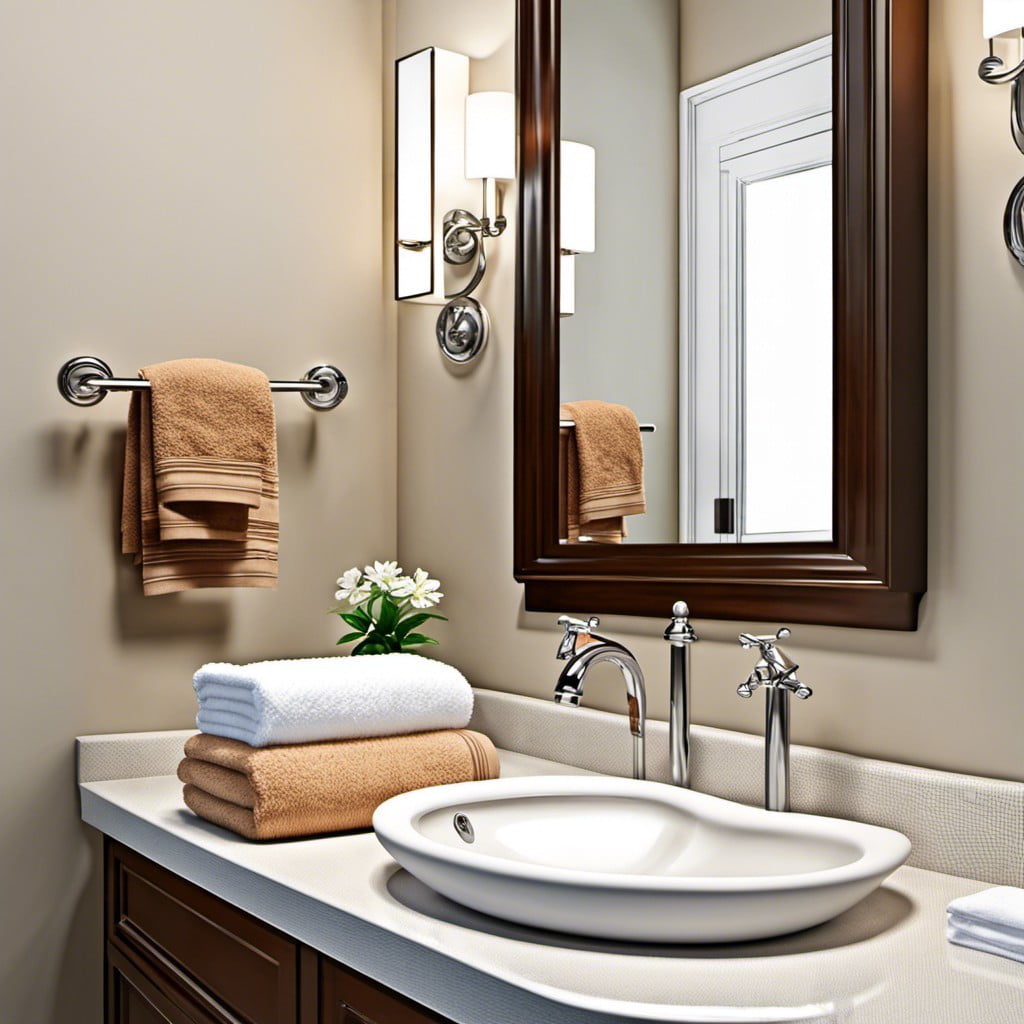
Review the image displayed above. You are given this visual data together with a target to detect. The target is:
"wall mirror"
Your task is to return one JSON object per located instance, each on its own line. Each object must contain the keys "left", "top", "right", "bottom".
{"left": 515, "top": 0, "right": 928, "bottom": 629}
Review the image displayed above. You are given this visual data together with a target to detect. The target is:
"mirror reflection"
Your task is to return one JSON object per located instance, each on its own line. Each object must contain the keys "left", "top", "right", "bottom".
{"left": 558, "top": 0, "right": 833, "bottom": 545}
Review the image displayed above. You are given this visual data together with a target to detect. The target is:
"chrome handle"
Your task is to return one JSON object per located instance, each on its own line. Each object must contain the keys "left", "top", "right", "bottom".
{"left": 779, "top": 675, "right": 813, "bottom": 700}
{"left": 737, "top": 665, "right": 771, "bottom": 698}
{"left": 736, "top": 627, "right": 811, "bottom": 699}
{"left": 557, "top": 614, "right": 601, "bottom": 634}
{"left": 556, "top": 615, "right": 601, "bottom": 660}
{"left": 738, "top": 628, "right": 791, "bottom": 652}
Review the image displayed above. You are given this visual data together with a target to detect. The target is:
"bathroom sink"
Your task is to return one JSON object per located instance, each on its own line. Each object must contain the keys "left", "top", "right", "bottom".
{"left": 373, "top": 775, "right": 911, "bottom": 943}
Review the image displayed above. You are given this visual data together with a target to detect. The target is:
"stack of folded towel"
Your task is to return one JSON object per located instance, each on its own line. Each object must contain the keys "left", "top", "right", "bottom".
{"left": 179, "top": 653, "right": 498, "bottom": 840}
{"left": 121, "top": 358, "right": 279, "bottom": 595}
{"left": 946, "top": 887, "right": 1024, "bottom": 964}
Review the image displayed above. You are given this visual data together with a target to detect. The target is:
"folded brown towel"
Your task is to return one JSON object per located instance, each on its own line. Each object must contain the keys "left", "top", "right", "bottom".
{"left": 178, "top": 729, "right": 500, "bottom": 840}
{"left": 121, "top": 359, "right": 279, "bottom": 595}
{"left": 559, "top": 401, "right": 646, "bottom": 543}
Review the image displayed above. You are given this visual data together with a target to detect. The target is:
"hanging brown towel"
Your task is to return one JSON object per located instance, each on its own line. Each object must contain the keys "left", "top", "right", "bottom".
{"left": 121, "top": 358, "right": 279, "bottom": 595}
{"left": 559, "top": 400, "right": 646, "bottom": 543}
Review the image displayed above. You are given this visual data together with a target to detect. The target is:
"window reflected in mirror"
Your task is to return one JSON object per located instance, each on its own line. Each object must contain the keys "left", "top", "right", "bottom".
{"left": 558, "top": 0, "right": 833, "bottom": 545}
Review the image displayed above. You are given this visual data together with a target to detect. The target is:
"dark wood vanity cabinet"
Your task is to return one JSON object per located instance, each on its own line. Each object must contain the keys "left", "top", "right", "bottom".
{"left": 105, "top": 840, "right": 454, "bottom": 1024}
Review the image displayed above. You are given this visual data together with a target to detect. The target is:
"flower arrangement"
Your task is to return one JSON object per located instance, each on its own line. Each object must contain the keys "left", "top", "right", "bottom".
{"left": 331, "top": 561, "right": 446, "bottom": 655}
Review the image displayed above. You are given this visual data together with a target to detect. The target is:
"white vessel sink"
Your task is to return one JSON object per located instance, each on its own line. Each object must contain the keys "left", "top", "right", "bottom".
{"left": 373, "top": 775, "right": 911, "bottom": 943}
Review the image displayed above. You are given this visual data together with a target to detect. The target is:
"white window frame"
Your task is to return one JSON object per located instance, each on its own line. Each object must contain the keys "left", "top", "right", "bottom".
{"left": 679, "top": 37, "right": 832, "bottom": 544}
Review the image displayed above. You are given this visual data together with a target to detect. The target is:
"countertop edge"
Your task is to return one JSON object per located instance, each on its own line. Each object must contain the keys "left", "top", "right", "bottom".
{"left": 81, "top": 759, "right": 672, "bottom": 1024}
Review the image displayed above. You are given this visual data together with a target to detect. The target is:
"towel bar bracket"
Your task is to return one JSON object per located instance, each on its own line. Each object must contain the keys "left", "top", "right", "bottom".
{"left": 57, "top": 356, "right": 348, "bottom": 411}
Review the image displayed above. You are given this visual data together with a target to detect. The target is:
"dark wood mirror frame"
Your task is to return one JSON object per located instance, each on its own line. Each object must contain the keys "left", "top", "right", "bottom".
{"left": 514, "top": 0, "right": 928, "bottom": 630}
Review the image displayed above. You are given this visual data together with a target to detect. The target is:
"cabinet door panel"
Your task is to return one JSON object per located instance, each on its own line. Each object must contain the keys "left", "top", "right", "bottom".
{"left": 319, "top": 961, "right": 455, "bottom": 1024}
{"left": 107, "top": 841, "right": 298, "bottom": 1024}
{"left": 108, "top": 944, "right": 217, "bottom": 1024}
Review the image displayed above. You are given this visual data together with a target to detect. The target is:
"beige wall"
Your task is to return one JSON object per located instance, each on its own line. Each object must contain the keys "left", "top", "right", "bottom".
{"left": 680, "top": 0, "right": 832, "bottom": 89}
{"left": 0, "top": 2, "right": 394, "bottom": 1021}
{"left": 396, "top": 0, "right": 1024, "bottom": 785}
{"left": 2, "top": 0, "right": 1022, "bottom": 1020}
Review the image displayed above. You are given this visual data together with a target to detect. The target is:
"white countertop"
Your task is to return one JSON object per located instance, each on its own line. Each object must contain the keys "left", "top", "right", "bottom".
{"left": 79, "top": 747, "right": 1024, "bottom": 1024}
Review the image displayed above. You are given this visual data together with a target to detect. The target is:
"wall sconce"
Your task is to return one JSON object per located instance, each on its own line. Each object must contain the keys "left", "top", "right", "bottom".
{"left": 979, "top": 0, "right": 1024, "bottom": 265}
{"left": 436, "top": 90, "right": 514, "bottom": 363}
{"left": 395, "top": 47, "right": 514, "bottom": 363}
{"left": 560, "top": 141, "right": 596, "bottom": 316}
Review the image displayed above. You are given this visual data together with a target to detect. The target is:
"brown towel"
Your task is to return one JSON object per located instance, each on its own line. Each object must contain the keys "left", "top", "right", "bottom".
{"left": 178, "top": 729, "right": 500, "bottom": 841}
{"left": 559, "top": 401, "right": 646, "bottom": 543}
{"left": 121, "top": 359, "right": 279, "bottom": 595}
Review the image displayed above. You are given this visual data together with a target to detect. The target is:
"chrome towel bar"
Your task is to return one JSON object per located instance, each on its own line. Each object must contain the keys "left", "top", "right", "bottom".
{"left": 57, "top": 356, "right": 348, "bottom": 411}
{"left": 559, "top": 419, "right": 656, "bottom": 434}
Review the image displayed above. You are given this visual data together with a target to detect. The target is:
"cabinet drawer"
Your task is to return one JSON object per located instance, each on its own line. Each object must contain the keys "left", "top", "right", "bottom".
{"left": 107, "top": 841, "right": 298, "bottom": 1024}
{"left": 319, "top": 961, "right": 455, "bottom": 1024}
{"left": 108, "top": 942, "right": 221, "bottom": 1024}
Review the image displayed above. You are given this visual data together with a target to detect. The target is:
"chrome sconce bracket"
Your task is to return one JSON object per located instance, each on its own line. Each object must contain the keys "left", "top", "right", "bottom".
{"left": 979, "top": 29, "right": 1024, "bottom": 267}
{"left": 436, "top": 181, "right": 507, "bottom": 364}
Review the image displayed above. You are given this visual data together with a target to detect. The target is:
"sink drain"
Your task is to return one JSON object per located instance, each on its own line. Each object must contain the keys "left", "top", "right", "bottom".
{"left": 452, "top": 812, "right": 475, "bottom": 844}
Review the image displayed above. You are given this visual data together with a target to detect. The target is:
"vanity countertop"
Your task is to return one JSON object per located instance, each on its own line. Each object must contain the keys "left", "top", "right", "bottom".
{"left": 79, "top": 739, "right": 1024, "bottom": 1024}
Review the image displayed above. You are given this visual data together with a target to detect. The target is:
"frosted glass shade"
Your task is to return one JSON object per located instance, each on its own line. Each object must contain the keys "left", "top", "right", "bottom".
{"left": 561, "top": 141, "right": 595, "bottom": 254}
{"left": 985, "top": 0, "right": 1024, "bottom": 38}
{"left": 560, "top": 253, "right": 576, "bottom": 317}
{"left": 465, "top": 92, "right": 515, "bottom": 180}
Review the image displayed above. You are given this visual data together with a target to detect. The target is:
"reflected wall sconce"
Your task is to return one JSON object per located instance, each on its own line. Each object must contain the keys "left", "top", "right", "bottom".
{"left": 560, "top": 141, "right": 596, "bottom": 316}
{"left": 395, "top": 47, "right": 514, "bottom": 363}
{"left": 979, "top": 0, "right": 1024, "bottom": 264}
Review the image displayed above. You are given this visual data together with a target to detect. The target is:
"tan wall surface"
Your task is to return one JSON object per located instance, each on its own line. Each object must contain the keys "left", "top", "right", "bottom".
{"left": 396, "top": 0, "right": 1024, "bottom": 786}
{"left": 3, "top": 0, "right": 1023, "bottom": 1019}
{"left": 0, "top": 2, "right": 394, "bottom": 1021}
{"left": 680, "top": 0, "right": 832, "bottom": 89}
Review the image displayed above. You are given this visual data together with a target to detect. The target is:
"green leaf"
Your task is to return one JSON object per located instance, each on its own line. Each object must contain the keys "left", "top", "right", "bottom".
{"left": 401, "top": 633, "right": 439, "bottom": 647}
{"left": 340, "top": 611, "right": 370, "bottom": 632}
{"left": 395, "top": 612, "right": 446, "bottom": 639}
{"left": 385, "top": 634, "right": 403, "bottom": 653}
{"left": 351, "top": 638, "right": 385, "bottom": 656}
{"left": 376, "top": 598, "right": 400, "bottom": 635}
{"left": 335, "top": 631, "right": 364, "bottom": 645}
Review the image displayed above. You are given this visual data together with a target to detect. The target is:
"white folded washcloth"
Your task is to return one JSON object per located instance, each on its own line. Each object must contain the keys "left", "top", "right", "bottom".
{"left": 193, "top": 653, "right": 473, "bottom": 747}
{"left": 946, "top": 887, "right": 1024, "bottom": 965}
{"left": 947, "top": 926, "right": 1024, "bottom": 965}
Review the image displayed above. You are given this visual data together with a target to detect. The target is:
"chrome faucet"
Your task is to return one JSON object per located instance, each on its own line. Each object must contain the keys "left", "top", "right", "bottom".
{"left": 736, "top": 628, "right": 813, "bottom": 812}
{"left": 553, "top": 615, "right": 647, "bottom": 780}
{"left": 664, "top": 601, "right": 698, "bottom": 787}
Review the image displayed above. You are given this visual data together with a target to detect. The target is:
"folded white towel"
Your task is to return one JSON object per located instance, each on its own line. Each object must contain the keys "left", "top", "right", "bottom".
{"left": 947, "top": 925, "right": 1024, "bottom": 965}
{"left": 947, "top": 918, "right": 1024, "bottom": 957}
{"left": 947, "top": 887, "right": 1024, "bottom": 937}
{"left": 193, "top": 653, "right": 473, "bottom": 747}
{"left": 948, "top": 913, "right": 1024, "bottom": 950}
{"left": 945, "top": 887, "right": 1024, "bottom": 965}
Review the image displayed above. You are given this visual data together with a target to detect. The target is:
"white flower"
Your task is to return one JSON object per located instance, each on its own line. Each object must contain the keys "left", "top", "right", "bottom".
{"left": 334, "top": 567, "right": 363, "bottom": 602}
{"left": 364, "top": 559, "right": 404, "bottom": 593}
{"left": 398, "top": 568, "right": 443, "bottom": 609}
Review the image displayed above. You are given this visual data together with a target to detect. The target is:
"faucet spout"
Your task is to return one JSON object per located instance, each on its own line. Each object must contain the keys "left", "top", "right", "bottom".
{"left": 553, "top": 616, "right": 647, "bottom": 779}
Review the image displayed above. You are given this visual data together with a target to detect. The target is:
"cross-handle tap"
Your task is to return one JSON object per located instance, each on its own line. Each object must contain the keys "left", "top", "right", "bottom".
{"left": 737, "top": 629, "right": 813, "bottom": 700}
{"left": 736, "top": 627, "right": 813, "bottom": 811}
